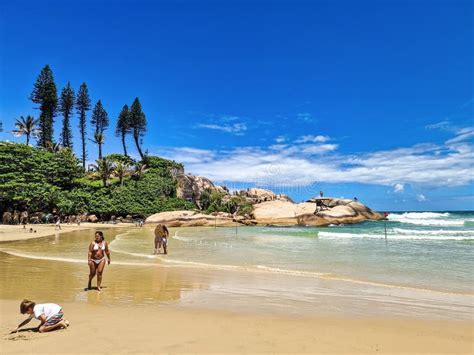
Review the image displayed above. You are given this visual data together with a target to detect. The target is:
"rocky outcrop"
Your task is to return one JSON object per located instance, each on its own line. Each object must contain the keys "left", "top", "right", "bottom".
{"left": 252, "top": 198, "right": 382, "bottom": 226}
{"left": 176, "top": 174, "right": 228, "bottom": 206}
{"left": 145, "top": 197, "right": 382, "bottom": 227}
{"left": 251, "top": 200, "right": 315, "bottom": 225}
{"left": 236, "top": 188, "right": 294, "bottom": 204}
{"left": 145, "top": 210, "right": 238, "bottom": 227}
{"left": 297, "top": 198, "right": 383, "bottom": 226}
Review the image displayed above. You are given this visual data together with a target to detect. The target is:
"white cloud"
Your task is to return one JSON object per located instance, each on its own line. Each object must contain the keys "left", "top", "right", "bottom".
{"left": 295, "top": 135, "right": 330, "bottom": 143}
{"left": 416, "top": 194, "right": 427, "bottom": 202}
{"left": 197, "top": 122, "right": 247, "bottom": 135}
{"left": 157, "top": 132, "right": 474, "bottom": 188}
{"left": 275, "top": 135, "right": 286, "bottom": 143}
{"left": 425, "top": 121, "right": 450, "bottom": 130}
{"left": 445, "top": 127, "right": 474, "bottom": 144}
{"left": 393, "top": 183, "right": 404, "bottom": 193}
{"left": 426, "top": 121, "right": 474, "bottom": 144}
{"left": 296, "top": 113, "right": 314, "bottom": 122}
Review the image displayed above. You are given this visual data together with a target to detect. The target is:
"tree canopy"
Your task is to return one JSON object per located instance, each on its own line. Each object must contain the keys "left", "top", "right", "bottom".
{"left": 30, "top": 65, "right": 58, "bottom": 148}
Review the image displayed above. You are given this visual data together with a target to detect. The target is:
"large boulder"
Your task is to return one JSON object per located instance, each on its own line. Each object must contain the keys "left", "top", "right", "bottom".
{"left": 299, "top": 199, "right": 383, "bottom": 225}
{"left": 252, "top": 200, "right": 316, "bottom": 225}
{"left": 296, "top": 214, "right": 331, "bottom": 227}
{"left": 253, "top": 198, "right": 383, "bottom": 226}
{"left": 2, "top": 212, "right": 12, "bottom": 224}
{"left": 145, "top": 210, "right": 236, "bottom": 227}
{"left": 236, "top": 188, "right": 294, "bottom": 204}
{"left": 87, "top": 214, "right": 99, "bottom": 223}
{"left": 176, "top": 174, "right": 229, "bottom": 205}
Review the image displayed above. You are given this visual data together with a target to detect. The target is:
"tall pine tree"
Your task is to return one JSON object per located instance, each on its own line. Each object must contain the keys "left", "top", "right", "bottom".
{"left": 115, "top": 104, "right": 131, "bottom": 157}
{"left": 91, "top": 100, "right": 109, "bottom": 160}
{"left": 76, "top": 83, "right": 91, "bottom": 169}
{"left": 30, "top": 65, "right": 58, "bottom": 148}
{"left": 129, "top": 98, "right": 147, "bottom": 160}
{"left": 59, "top": 82, "right": 75, "bottom": 148}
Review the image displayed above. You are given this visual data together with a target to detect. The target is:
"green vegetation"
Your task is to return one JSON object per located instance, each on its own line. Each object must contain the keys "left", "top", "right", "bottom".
{"left": 30, "top": 65, "right": 58, "bottom": 148}
{"left": 91, "top": 100, "right": 109, "bottom": 160}
{"left": 76, "top": 83, "right": 91, "bottom": 169}
{"left": 0, "top": 142, "right": 193, "bottom": 218}
{"left": 129, "top": 98, "right": 147, "bottom": 159}
{"left": 200, "top": 189, "right": 253, "bottom": 216}
{"left": 59, "top": 82, "right": 75, "bottom": 148}
{"left": 116, "top": 105, "right": 131, "bottom": 157}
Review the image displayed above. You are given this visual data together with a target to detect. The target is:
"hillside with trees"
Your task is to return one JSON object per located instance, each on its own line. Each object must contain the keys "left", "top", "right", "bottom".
{"left": 0, "top": 65, "right": 194, "bottom": 220}
{"left": 0, "top": 65, "right": 254, "bottom": 221}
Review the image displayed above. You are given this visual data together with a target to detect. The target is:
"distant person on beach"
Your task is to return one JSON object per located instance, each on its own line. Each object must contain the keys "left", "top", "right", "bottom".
{"left": 87, "top": 231, "right": 111, "bottom": 291}
{"left": 154, "top": 224, "right": 169, "bottom": 255}
{"left": 319, "top": 191, "right": 324, "bottom": 198}
{"left": 55, "top": 218, "right": 61, "bottom": 230}
{"left": 13, "top": 299, "right": 69, "bottom": 333}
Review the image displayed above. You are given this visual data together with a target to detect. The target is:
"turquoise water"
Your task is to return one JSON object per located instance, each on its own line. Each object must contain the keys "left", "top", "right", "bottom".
{"left": 107, "top": 211, "right": 474, "bottom": 294}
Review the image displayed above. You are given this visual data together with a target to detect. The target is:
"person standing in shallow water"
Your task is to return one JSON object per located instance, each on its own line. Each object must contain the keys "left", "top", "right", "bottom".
{"left": 87, "top": 231, "right": 110, "bottom": 291}
{"left": 154, "top": 224, "right": 169, "bottom": 255}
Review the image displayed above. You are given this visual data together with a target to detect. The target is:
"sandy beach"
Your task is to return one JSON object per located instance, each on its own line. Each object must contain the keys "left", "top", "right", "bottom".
{"left": 0, "top": 223, "right": 130, "bottom": 242}
{"left": 0, "top": 224, "right": 473, "bottom": 354}
{"left": 1, "top": 299, "right": 472, "bottom": 354}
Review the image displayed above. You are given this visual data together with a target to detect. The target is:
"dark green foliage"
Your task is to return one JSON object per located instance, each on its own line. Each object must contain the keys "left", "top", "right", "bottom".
{"left": 59, "top": 82, "right": 75, "bottom": 148}
{"left": 142, "top": 155, "right": 183, "bottom": 174}
{"left": 91, "top": 100, "right": 109, "bottom": 133}
{"left": 105, "top": 153, "right": 134, "bottom": 165}
{"left": 129, "top": 98, "right": 147, "bottom": 159}
{"left": 76, "top": 83, "right": 91, "bottom": 170}
{"left": 0, "top": 142, "right": 193, "bottom": 217}
{"left": 91, "top": 100, "right": 108, "bottom": 160}
{"left": 115, "top": 105, "right": 131, "bottom": 157}
{"left": 200, "top": 189, "right": 253, "bottom": 215}
{"left": 0, "top": 142, "right": 82, "bottom": 211}
{"left": 30, "top": 65, "right": 58, "bottom": 148}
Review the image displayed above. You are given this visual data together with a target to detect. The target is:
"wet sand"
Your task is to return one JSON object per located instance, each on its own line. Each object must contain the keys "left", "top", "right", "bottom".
{"left": 1, "top": 299, "right": 472, "bottom": 354}
{"left": 0, "top": 224, "right": 473, "bottom": 353}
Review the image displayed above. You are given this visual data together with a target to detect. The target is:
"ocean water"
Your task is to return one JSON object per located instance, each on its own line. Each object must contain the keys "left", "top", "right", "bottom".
{"left": 105, "top": 211, "right": 473, "bottom": 293}
{"left": 1, "top": 211, "right": 473, "bottom": 319}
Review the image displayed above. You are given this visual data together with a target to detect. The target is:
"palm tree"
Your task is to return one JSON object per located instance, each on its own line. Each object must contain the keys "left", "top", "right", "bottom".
{"left": 90, "top": 131, "right": 105, "bottom": 160}
{"left": 11, "top": 115, "right": 40, "bottom": 145}
{"left": 91, "top": 158, "right": 115, "bottom": 187}
{"left": 45, "top": 141, "right": 63, "bottom": 153}
{"left": 132, "top": 162, "right": 149, "bottom": 181}
{"left": 114, "top": 161, "right": 132, "bottom": 186}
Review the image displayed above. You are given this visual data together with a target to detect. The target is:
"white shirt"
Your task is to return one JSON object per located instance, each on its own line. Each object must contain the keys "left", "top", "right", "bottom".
{"left": 33, "top": 303, "right": 61, "bottom": 320}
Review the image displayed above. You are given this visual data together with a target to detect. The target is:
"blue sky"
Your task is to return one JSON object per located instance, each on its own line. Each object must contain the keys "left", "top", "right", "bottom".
{"left": 0, "top": 0, "right": 472, "bottom": 211}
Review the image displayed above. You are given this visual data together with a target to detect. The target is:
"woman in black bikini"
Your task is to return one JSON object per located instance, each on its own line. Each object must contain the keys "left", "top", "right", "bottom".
{"left": 87, "top": 231, "right": 111, "bottom": 291}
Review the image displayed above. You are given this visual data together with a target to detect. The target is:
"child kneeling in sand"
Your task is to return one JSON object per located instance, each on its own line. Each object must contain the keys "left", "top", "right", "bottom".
{"left": 14, "top": 299, "right": 69, "bottom": 333}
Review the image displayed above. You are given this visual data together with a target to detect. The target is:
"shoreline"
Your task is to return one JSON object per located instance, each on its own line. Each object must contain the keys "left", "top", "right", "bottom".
{"left": 1, "top": 299, "right": 472, "bottom": 354}
{"left": 0, "top": 223, "right": 132, "bottom": 243}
